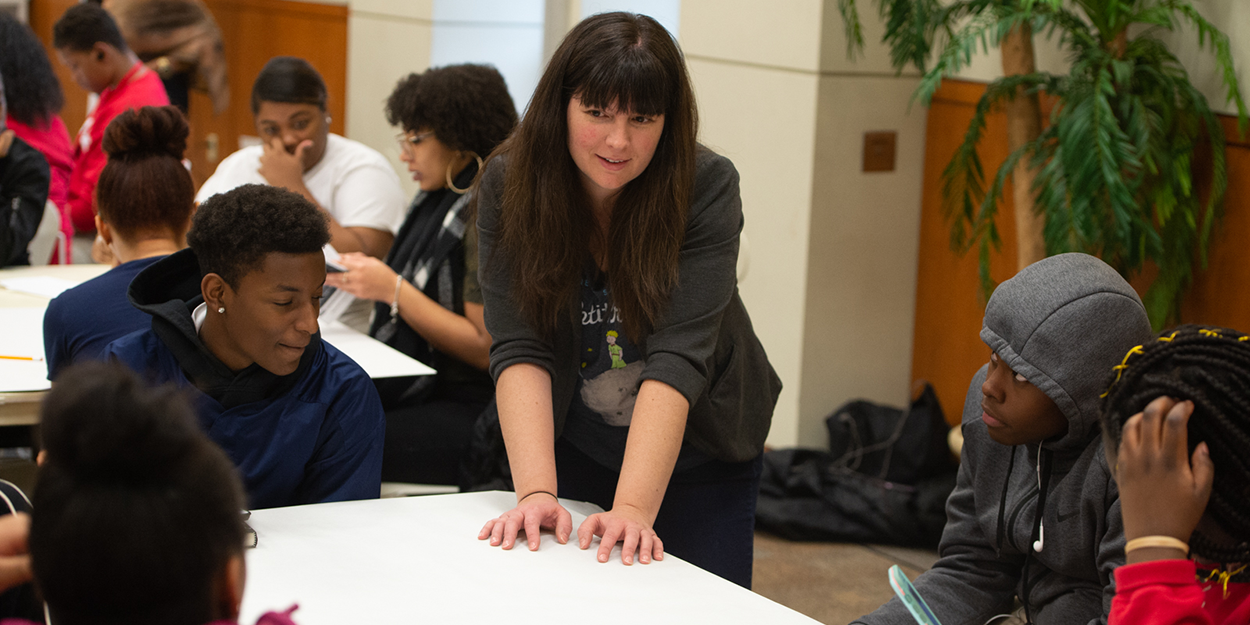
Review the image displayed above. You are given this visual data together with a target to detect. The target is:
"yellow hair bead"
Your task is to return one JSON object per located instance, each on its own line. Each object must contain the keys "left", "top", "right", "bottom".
{"left": 1203, "top": 563, "right": 1248, "bottom": 599}
{"left": 1101, "top": 344, "right": 1145, "bottom": 397}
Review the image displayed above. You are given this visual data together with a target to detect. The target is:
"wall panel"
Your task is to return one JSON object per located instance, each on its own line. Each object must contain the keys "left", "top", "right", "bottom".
{"left": 913, "top": 80, "right": 1250, "bottom": 425}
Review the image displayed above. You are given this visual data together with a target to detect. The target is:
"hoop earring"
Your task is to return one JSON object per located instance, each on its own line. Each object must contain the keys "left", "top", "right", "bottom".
{"left": 445, "top": 152, "right": 484, "bottom": 194}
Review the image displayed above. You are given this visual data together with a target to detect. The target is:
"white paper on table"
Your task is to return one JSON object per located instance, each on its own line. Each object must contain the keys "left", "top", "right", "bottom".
{"left": 0, "top": 277, "right": 78, "bottom": 299}
{"left": 0, "top": 308, "right": 50, "bottom": 392}
{"left": 318, "top": 244, "right": 355, "bottom": 322}
{"left": 319, "top": 320, "right": 434, "bottom": 379}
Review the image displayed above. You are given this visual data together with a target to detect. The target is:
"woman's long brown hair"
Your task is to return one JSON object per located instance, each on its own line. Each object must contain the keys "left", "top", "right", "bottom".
{"left": 490, "top": 12, "right": 697, "bottom": 341}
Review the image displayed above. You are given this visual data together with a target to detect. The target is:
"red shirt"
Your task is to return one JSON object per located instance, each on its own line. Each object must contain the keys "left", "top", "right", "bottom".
{"left": 1111, "top": 559, "right": 1250, "bottom": 625}
{"left": 8, "top": 115, "right": 74, "bottom": 261}
{"left": 67, "top": 62, "right": 169, "bottom": 234}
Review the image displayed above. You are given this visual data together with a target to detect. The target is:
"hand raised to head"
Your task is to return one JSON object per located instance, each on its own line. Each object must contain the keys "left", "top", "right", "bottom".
{"left": 1116, "top": 396, "right": 1213, "bottom": 561}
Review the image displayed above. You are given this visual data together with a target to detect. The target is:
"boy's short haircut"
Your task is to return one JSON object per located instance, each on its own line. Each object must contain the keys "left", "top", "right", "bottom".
{"left": 52, "top": 3, "right": 128, "bottom": 53}
{"left": 188, "top": 183, "right": 330, "bottom": 287}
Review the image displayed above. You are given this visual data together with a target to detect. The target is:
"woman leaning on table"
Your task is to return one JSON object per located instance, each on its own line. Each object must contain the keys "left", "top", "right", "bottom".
{"left": 475, "top": 12, "right": 781, "bottom": 588}
{"left": 324, "top": 65, "right": 517, "bottom": 485}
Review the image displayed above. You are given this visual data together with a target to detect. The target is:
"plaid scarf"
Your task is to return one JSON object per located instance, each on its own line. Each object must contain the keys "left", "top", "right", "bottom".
{"left": 375, "top": 190, "right": 471, "bottom": 344}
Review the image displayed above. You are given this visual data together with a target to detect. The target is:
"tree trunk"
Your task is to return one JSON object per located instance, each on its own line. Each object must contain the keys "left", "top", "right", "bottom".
{"left": 1000, "top": 22, "right": 1046, "bottom": 271}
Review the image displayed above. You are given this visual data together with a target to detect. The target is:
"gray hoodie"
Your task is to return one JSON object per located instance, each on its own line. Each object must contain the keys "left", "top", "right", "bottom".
{"left": 853, "top": 253, "right": 1153, "bottom": 625}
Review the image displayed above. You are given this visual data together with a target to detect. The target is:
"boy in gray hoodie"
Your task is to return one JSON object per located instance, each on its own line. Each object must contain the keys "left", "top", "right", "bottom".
{"left": 853, "top": 253, "right": 1153, "bottom": 625}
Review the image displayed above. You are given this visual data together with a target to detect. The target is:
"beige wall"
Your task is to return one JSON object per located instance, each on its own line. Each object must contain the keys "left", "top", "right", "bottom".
{"left": 681, "top": 1, "right": 819, "bottom": 447}
{"left": 799, "top": 74, "right": 925, "bottom": 445}
{"left": 682, "top": 0, "right": 927, "bottom": 447}
{"left": 346, "top": 1, "right": 434, "bottom": 199}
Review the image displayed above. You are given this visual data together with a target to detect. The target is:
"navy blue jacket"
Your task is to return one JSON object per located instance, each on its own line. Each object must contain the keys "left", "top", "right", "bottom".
{"left": 43, "top": 255, "right": 164, "bottom": 379}
{"left": 101, "top": 248, "right": 384, "bottom": 509}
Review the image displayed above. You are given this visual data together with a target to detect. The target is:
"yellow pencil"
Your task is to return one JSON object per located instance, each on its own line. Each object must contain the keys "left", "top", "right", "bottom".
{"left": 0, "top": 355, "right": 41, "bottom": 361}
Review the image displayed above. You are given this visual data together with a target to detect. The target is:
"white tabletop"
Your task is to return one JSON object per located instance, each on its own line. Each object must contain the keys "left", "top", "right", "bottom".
{"left": 0, "top": 264, "right": 433, "bottom": 395}
{"left": 240, "top": 491, "right": 820, "bottom": 625}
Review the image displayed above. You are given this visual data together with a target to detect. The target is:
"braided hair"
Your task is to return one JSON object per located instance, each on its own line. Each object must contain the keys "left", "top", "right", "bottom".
{"left": 1100, "top": 324, "right": 1250, "bottom": 564}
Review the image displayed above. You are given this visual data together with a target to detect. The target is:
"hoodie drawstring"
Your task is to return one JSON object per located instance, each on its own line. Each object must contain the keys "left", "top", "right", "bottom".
{"left": 1021, "top": 443, "right": 1052, "bottom": 625}
{"left": 995, "top": 445, "right": 1018, "bottom": 555}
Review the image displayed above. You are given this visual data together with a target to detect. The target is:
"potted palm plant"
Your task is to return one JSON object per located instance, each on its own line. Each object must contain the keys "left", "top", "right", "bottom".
{"left": 840, "top": 0, "right": 1246, "bottom": 328}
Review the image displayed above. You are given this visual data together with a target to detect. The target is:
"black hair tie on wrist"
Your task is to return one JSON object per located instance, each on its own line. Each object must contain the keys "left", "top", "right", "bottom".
{"left": 519, "top": 490, "right": 557, "bottom": 503}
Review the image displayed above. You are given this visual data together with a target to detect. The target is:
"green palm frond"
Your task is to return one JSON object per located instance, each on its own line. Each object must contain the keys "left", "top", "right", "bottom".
{"left": 840, "top": 0, "right": 1246, "bottom": 328}
{"left": 838, "top": 0, "right": 867, "bottom": 59}
{"left": 943, "top": 73, "right": 1055, "bottom": 251}
{"left": 915, "top": 9, "right": 1043, "bottom": 105}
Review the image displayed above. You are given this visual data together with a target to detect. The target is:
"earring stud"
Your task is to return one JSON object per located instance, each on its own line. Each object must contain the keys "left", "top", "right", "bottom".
{"left": 218, "top": 307, "right": 225, "bottom": 314}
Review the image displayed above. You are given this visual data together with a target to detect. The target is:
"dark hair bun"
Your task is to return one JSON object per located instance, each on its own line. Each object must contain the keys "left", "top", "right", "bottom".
{"left": 102, "top": 105, "right": 189, "bottom": 162}
{"left": 39, "top": 362, "right": 202, "bottom": 484}
{"left": 32, "top": 362, "right": 247, "bottom": 620}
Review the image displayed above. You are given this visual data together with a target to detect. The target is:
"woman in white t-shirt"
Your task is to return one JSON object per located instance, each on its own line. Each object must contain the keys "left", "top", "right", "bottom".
{"left": 196, "top": 56, "right": 404, "bottom": 260}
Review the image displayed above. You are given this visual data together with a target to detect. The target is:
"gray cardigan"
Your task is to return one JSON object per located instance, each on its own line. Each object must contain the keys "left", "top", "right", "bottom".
{"left": 476, "top": 148, "right": 781, "bottom": 463}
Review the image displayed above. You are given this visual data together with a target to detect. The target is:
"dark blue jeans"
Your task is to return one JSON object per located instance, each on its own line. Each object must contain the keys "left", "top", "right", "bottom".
{"left": 554, "top": 437, "right": 763, "bottom": 588}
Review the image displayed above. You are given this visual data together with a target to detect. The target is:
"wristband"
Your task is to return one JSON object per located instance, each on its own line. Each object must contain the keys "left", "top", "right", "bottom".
{"left": 518, "top": 490, "right": 557, "bottom": 504}
{"left": 389, "top": 275, "right": 403, "bottom": 321}
{"left": 1125, "top": 536, "right": 1189, "bottom": 554}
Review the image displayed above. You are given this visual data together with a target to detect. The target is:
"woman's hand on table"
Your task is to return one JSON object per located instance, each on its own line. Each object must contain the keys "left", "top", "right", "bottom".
{"left": 479, "top": 492, "right": 572, "bottom": 551}
{"left": 578, "top": 504, "right": 664, "bottom": 565}
{"left": 1116, "top": 396, "right": 1213, "bottom": 563}
{"left": 323, "top": 253, "right": 397, "bottom": 302}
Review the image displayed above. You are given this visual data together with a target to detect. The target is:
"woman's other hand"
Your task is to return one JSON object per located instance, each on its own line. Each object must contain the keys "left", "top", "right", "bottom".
{"left": 1116, "top": 396, "right": 1213, "bottom": 563}
{"left": 323, "top": 253, "right": 398, "bottom": 302}
{"left": 479, "top": 492, "right": 572, "bottom": 551}
{"left": 578, "top": 505, "right": 664, "bottom": 565}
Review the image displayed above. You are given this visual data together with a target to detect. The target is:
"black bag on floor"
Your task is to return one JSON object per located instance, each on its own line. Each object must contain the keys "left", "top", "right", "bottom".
{"left": 755, "top": 383, "right": 958, "bottom": 547}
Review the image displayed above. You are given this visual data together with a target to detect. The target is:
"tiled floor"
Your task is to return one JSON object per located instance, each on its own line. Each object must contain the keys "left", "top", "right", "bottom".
{"left": 752, "top": 531, "right": 940, "bottom": 624}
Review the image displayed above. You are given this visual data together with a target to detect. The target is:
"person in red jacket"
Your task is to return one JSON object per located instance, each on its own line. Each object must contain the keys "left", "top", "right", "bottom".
{"left": 1100, "top": 325, "right": 1250, "bottom": 625}
{"left": 53, "top": 2, "right": 168, "bottom": 262}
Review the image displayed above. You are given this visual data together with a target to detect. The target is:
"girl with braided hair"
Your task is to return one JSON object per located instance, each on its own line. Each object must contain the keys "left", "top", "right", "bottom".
{"left": 1100, "top": 324, "right": 1250, "bottom": 625}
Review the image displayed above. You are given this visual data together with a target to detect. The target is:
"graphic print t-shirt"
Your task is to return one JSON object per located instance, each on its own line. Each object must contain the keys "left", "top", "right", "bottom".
{"left": 561, "top": 276, "right": 640, "bottom": 470}
{"left": 560, "top": 275, "right": 709, "bottom": 472}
